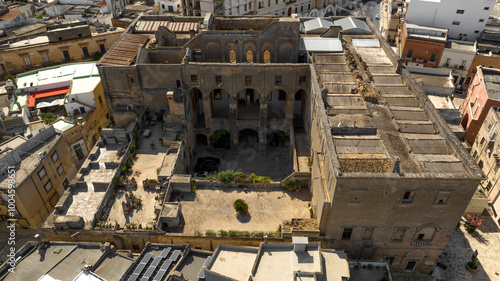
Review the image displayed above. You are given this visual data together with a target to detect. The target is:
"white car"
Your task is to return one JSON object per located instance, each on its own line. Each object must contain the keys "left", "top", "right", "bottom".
{"left": 375, "top": 14, "right": 380, "bottom": 20}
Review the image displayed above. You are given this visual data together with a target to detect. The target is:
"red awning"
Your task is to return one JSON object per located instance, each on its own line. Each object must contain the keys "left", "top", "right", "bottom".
{"left": 28, "top": 87, "right": 70, "bottom": 108}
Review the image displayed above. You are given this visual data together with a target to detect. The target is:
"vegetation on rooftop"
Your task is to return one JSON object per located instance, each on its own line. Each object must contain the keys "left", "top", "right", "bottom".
{"left": 41, "top": 112, "right": 57, "bottom": 124}
{"left": 209, "top": 129, "right": 230, "bottom": 149}
{"left": 283, "top": 179, "right": 303, "bottom": 191}
{"left": 204, "top": 170, "right": 272, "bottom": 185}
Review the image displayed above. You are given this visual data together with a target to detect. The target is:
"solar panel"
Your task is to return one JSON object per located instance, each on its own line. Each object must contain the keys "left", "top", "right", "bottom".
{"left": 134, "top": 263, "right": 146, "bottom": 275}
{"left": 140, "top": 253, "right": 153, "bottom": 265}
{"left": 159, "top": 247, "right": 171, "bottom": 258}
{"left": 169, "top": 250, "right": 181, "bottom": 261}
{"left": 128, "top": 273, "right": 140, "bottom": 281}
{"left": 143, "top": 267, "right": 155, "bottom": 279}
{"left": 150, "top": 256, "right": 162, "bottom": 268}
{"left": 160, "top": 260, "right": 172, "bottom": 271}
{"left": 153, "top": 269, "right": 167, "bottom": 281}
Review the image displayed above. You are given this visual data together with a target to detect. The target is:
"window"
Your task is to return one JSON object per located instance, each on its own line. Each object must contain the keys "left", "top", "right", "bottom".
{"left": 452, "top": 21, "right": 460, "bottom": 25}
{"left": 392, "top": 228, "right": 406, "bottom": 242}
{"left": 98, "top": 95, "right": 103, "bottom": 107}
{"left": 456, "top": 9, "right": 464, "bottom": 14}
{"left": 44, "top": 180, "right": 53, "bottom": 192}
{"left": 263, "top": 50, "right": 271, "bottom": 63}
{"left": 401, "top": 190, "right": 415, "bottom": 204}
{"left": 484, "top": 7, "right": 490, "bottom": 10}
{"left": 405, "top": 261, "right": 417, "bottom": 272}
{"left": 191, "top": 74, "right": 198, "bottom": 83}
{"left": 385, "top": 256, "right": 395, "bottom": 265}
{"left": 215, "top": 75, "right": 222, "bottom": 85}
{"left": 268, "top": 0, "right": 270, "bottom": 6}
{"left": 472, "top": 150, "right": 478, "bottom": 159}
{"left": 362, "top": 228, "right": 374, "bottom": 240}
{"left": 51, "top": 151, "right": 59, "bottom": 162}
{"left": 485, "top": 182, "right": 493, "bottom": 192}
{"left": 461, "top": 60, "right": 467, "bottom": 68}
{"left": 99, "top": 44, "right": 106, "bottom": 54}
{"left": 429, "top": 53, "right": 436, "bottom": 62}
{"left": 275, "top": 76, "right": 282, "bottom": 86}
{"left": 475, "top": 30, "right": 480, "bottom": 34}
{"left": 245, "top": 76, "right": 252, "bottom": 85}
{"left": 82, "top": 47, "right": 89, "bottom": 58}
{"left": 479, "top": 19, "right": 485, "bottom": 22}
{"left": 57, "top": 164, "right": 64, "bottom": 175}
{"left": 23, "top": 57, "right": 31, "bottom": 66}
{"left": 42, "top": 53, "right": 50, "bottom": 63}
{"left": 63, "top": 50, "right": 71, "bottom": 61}
{"left": 161, "top": 4, "right": 165, "bottom": 8}
{"left": 341, "top": 228, "right": 353, "bottom": 240}
{"left": 229, "top": 49, "right": 237, "bottom": 63}
{"left": 246, "top": 50, "right": 254, "bottom": 63}
{"left": 213, "top": 89, "right": 222, "bottom": 100}
{"left": 38, "top": 167, "right": 47, "bottom": 180}
{"left": 299, "top": 75, "right": 306, "bottom": 85}
{"left": 433, "top": 191, "right": 450, "bottom": 205}
{"left": 275, "top": 0, "right": 277, "bottom": 4}
{"left": 300, "top": 5, "right": 303, "bottom": 12}
{"left": 407, "top": 49, "right": 413, "bottom": 58}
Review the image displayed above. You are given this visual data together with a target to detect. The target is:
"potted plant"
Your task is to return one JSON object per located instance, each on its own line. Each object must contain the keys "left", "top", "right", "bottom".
{"left": 465, "top": 214, "right": 483, "bottom": 234}
{"left": 466, "top": 257, "right": 479, "bottom": 272}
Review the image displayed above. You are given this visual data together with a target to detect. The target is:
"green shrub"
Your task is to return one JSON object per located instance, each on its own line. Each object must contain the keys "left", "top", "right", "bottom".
{"left": 273, "top": 130, "right": 289, "bottom": 146}
{"left": 206, "top": 170, "right": 272, "bottom": 185}
{"left": 283, "top": 179, "right": 302, "bottom": 191}
{"left": 233, "top": 199, "right": 249, "bottom": 215}
{"left": 228, "top": 230, "right": 239, "bottom": 237}
{"left": 41, "top": 112, "right": 57, "bottom": 124}
{"left": 205, "top": 230, "right": 216, "bottom": 236}
{"left": 210, "top": 129, "right": 230, "bottom": 149}
{"left": 218, "top": 230, "right": 228, "bottom": 236}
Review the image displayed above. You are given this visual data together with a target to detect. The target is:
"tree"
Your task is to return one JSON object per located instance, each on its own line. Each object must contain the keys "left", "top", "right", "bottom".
{"left": 41, "top": 112, "right": 57, "bottom": 124}
{"left": 233, "top": 199, "right": 248, "bottom": 215}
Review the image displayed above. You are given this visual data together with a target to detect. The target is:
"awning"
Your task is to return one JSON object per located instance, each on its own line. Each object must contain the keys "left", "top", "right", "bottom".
{"left": 28, "top": 87, "right": 69, "bottom": 108}
{"left": 36, "top": 98, "right": 65, "bottom": 109}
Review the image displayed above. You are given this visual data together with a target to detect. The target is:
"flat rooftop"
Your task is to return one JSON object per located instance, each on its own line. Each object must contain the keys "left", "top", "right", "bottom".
{"left": 207, "top": 242, "right": 350, "bottom": 281}
{"left": 313, "top": 37, "right": 469, "bottom": 174}
{"left": 63, "top": 142, "right": 126, "bottom": 223}
{"left": 0, "top": 242, "right": 132, "bottom": 281}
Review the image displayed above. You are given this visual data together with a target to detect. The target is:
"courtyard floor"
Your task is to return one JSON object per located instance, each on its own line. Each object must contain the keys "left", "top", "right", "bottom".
{"left": 180, "top": 187, "right": 312, "bottom": 234}
{"left": 192, "top": 138, "right": 293, "bottom": 180}
{"left": 107, "top": 122, "right": 165, "bottom": 229}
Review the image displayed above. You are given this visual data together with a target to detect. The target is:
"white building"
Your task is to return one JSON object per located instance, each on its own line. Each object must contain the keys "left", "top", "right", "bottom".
{"left": 440, "top": 40, "right": 477, "bottom": 86}
{"left": 405, "top": 0, "right": 495, "bottom": 41}
{"left": 181, "top": 0, "right": 323, "bottom": 17}
{"left": 154, "top": 0, "right": 180, "bottom": 13}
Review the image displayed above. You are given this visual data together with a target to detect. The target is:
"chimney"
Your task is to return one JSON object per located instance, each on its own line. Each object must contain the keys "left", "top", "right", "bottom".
{"left": 391, "top": 156, "right": 400, "bottom": 174}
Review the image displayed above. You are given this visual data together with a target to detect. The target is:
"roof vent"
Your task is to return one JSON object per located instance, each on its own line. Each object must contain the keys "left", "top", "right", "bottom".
{"left": 292, "top": 236, "right": 308, "bottom": 252}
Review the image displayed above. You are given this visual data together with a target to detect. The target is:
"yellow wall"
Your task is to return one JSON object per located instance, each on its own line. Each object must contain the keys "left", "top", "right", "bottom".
{"left": 0, "top": 135, "right": 77, "bottom": 229}
{"left": 0, "top": 31, "right": 122, "bottom": 75}
{"left": 81, "top": 82, "right": 109, "bottom": 151}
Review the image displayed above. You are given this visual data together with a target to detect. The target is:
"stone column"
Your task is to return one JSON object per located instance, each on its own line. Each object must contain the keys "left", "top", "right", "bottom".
{"left": 259, "top": 99, "right": 268, "bottom": 155}
{"left": 202, "top": 95, "right": 212, "bottom": 130}
{"left": 229, "top": 97, "right": 238, "bottom": 151}
{"left": 285, "top": 95, "right": 294, "bottom": 128}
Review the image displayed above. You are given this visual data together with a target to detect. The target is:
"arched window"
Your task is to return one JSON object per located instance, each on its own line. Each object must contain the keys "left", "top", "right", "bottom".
{"left": 246, "top": 50, "right": 254, "bottom": 63}
{"left": 263, "top": 50, "right": 271, "bottom": 63}
{"left": 229, "top": 49, "right": 237, "bottom": 63}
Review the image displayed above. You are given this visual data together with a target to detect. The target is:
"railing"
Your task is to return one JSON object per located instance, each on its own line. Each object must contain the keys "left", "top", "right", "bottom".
{"left": 412, "top": 239, "right": 432, "bottom": 246}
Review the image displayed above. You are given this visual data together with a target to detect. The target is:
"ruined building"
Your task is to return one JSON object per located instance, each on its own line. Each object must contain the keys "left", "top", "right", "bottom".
{"left": 43, "top": 14, "right": 483, "bottom": 274}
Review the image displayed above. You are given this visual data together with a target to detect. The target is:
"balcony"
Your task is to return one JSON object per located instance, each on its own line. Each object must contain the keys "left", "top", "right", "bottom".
{"left": 412, "top": 239, "right": 432, "bottom": 246}
{"left": 426, "top": 60, "right": 436, "bottom": 66}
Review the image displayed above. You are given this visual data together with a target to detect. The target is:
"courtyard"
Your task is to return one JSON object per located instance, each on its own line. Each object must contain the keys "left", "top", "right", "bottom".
{"left": 180, "top": 187, "right": 312, "bottom": 234}
{"left": 192, "top": 130, "right": 293, "bottom": 180}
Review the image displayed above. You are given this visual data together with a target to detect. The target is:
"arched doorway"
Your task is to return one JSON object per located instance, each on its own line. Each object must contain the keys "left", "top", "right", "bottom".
{"left": 210, "top": 89, "right": 230, "bottom": 118}
{"left": 190, "top": 88, "right": 204, "bottom": 127}
{"left": 288, "top": 7, "right": 292, "bottom": 16}
{"left": 238, "top": 129, "right": 259, "bottom": 150}
{"left": 237, "top": 89, "right": 260, "bottom": 120}
{"left": 294, "top": 89, "right": 306, "bottom": 129}
{"left": 268, "top": 89, "right": 287, "bottom": 119}
{"left": 196, "top": 134, "right": 207, "bottom": 145}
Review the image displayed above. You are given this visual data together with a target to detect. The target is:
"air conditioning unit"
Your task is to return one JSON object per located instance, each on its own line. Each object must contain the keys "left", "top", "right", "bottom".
{"left": 38, "top": 151, "right": 47, "bottom": 160}
{"left": 487, "top": 134, "right": 496, "bottom": 145}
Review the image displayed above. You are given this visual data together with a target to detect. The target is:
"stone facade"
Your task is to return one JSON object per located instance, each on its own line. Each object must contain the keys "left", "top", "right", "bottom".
{"left": 50, "top": 14, "right": 485, "bottom": 275}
